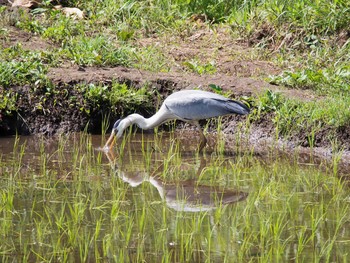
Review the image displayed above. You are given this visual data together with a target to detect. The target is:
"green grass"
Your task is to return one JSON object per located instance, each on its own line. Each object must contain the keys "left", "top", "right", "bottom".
{"left": 229, "top": 0, "right": 350, "bottom": 43}
{"left": 252, "top": 90, "right": 350, "bottom": 137}
{"left": 0, "top": 44, "right": 53, "bottom": 87}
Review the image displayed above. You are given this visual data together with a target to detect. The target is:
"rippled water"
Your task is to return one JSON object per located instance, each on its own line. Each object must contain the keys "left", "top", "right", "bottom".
{"left": 0, "top": 133, "right": 349, "bottom": 262}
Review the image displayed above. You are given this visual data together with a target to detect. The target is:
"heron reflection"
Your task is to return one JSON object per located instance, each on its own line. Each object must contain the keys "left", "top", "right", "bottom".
{"left": 105, "top": 150, "right": 248, "bottom": 212}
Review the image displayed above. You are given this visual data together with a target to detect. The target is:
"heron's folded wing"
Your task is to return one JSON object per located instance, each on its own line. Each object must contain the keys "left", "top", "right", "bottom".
{"left": 165, "top": 97, "right": 244, "bottom": 120}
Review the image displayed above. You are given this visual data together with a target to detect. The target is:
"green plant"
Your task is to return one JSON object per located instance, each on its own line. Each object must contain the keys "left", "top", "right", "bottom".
{"left": 0, "top": 130, "right": 349, "bottom": 262}
{"left": 0, "top": 91, "right": 17, "bottom": 114}
{"left": 183, "top": 59, "right": 216, "bottom": 75}
{"left": 62, "top": 35, "right": 131, "bottom": 66}
{"left": 0, "top": 44, "right": 56, "bottom": 87}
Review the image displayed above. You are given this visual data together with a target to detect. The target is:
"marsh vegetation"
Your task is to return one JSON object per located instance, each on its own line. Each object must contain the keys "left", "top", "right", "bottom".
{"left": 1, "top": 0, "right": 350, "bottom": 261}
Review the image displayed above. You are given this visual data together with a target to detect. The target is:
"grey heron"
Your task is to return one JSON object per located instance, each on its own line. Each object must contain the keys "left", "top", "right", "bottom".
{"left": 103, "top": 89, "right": 250, "bottom": 151}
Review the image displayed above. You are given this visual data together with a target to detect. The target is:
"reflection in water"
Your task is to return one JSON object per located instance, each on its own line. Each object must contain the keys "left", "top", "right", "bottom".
{"left": 105, "top": 150, "right": 248, "bottom": 212}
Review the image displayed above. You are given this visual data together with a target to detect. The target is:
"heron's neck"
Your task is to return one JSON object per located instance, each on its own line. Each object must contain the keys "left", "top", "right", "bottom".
{"left": 116, "top": 107, "right": 171, "bottom": 138}
{"left": 127, "top": 111, "right": 167, "bottom": 130}
{"left": 127, "top": 114, "right": 150, "bottom": 129}
{"left": 149, "top": 177, "right": 165, "bottom": 198}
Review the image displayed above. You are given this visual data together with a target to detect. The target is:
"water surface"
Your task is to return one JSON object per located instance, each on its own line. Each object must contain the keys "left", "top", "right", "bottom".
{"left": 0, "top": 133, "right": 349, "bottom": 262}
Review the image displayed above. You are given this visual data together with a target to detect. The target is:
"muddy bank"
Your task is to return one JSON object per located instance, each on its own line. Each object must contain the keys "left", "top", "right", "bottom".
{"left": 0, "top": 65, "right": 301, "bottom": 134}
{"left": 2, "top": 65, "right": 271, "bottom": 135}
{"left": 1, "top": 66, "right": 349, "bottom": 168}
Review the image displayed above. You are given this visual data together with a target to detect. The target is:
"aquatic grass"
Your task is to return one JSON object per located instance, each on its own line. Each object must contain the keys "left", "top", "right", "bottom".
{"left": 100, "top": 113, "right": 110, "bottom": 140}
{"left": 0, "top": 133, "right": 349, "bottom": 261}
{"left": 214, "top": 117, "right": 226, "bottom": 155}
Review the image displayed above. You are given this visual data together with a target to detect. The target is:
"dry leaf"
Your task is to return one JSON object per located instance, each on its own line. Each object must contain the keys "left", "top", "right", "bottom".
{"left": 54, "top": 5, "right": 84, "bottom": 20}
{"left": 62, "top": 7, "right": 84, "bottom": 20}
{"left": 10, "top": 0, "right": 41, "bottom": 8}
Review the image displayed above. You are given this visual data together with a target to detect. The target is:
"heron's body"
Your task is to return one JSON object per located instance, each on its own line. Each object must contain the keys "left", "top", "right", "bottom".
{"left": 104, "top": 89, "right": 250, "bottom": 151}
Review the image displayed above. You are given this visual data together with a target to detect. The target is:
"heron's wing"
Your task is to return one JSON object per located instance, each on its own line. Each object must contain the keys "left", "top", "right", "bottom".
{"left": 164, "top": 92, "right": 249, "bottom": 120}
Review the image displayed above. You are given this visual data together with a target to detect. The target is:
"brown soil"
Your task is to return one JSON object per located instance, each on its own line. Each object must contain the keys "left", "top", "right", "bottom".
{"left": 1, "top": 22, "right": 349, "bottom": 169}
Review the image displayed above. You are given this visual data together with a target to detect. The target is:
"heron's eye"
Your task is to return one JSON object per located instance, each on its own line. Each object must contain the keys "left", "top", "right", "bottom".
{"left": 113, "top": 119, "right": 122, "bottom": 131}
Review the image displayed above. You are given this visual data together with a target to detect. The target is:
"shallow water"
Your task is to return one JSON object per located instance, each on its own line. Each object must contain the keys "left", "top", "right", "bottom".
{"left": 0, "top": 133, "right": 349, "bottom": 262}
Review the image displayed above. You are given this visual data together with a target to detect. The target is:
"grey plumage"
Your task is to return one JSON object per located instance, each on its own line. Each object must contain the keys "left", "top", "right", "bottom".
{"left": 103, "top": 89, "right": 250, "bottom": 151}
{"left": 164, "top": 90, "right": 249, "bottom": 120}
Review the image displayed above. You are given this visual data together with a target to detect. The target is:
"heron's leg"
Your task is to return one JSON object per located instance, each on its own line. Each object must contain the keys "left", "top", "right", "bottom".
{"left": 198, "top": 130, "right": 207, "bottom": 152}
{"left": 191, "top": 121, "right": 207, "bottom": 152}
{"left": 196, "top": 155, "right": 207, "bottom": 177}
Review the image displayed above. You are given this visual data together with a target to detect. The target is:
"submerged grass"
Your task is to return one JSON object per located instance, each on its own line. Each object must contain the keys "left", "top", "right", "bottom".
{"left": 0, "top": 133, "right": 349, "bottom": 262}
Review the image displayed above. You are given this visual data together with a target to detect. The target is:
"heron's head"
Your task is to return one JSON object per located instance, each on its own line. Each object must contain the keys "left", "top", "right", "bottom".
{"left": 103, "top": 117, "right": 134, "bottom": 150}
{"left": 111, "top": 118, "right": 134, "bottom": 139}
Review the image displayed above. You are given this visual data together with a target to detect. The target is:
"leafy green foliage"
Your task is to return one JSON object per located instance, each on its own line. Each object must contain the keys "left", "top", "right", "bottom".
{"left": 0, "top": 45, "right": 52, "bottom": 87}
{"left": 183, "top": 59, "right": 216, "bottom": 75}
{"left": 269, "top": 63, "right": 350, "bottom": 94}
{"left": 109, "top": 83, "right": 150, "bottom": 107}
{"left": 255, "top": 90, "right": 284, "bottom": 113}
{"left": 208, "top": 84, "right": 222, "bottom": 92}
{"left": 80, "top": 82, "right": 153, "bottom": 115}
{"left": 0, "top": 91, "right": 17, "bottom": 114}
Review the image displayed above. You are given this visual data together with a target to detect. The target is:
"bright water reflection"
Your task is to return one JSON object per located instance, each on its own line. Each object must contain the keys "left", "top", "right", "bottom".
{"left": 0, "top": 133, "right": 349, "bottom": 262}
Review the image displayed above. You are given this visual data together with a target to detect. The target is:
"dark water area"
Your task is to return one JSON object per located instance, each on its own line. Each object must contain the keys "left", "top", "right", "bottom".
{"left": 0, "top": 133, "right": 349, "bottom": 262}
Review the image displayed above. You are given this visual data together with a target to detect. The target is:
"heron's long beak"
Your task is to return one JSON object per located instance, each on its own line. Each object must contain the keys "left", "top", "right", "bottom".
{"left": 104, "top": 130, "right": 116, "bottom": 150}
